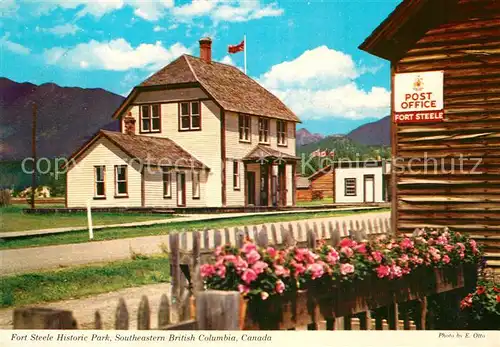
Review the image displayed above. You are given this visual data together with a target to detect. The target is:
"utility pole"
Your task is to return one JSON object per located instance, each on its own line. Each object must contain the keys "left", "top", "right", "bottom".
{"left": 31, "top": 103, "right": 37, "bottom": 209}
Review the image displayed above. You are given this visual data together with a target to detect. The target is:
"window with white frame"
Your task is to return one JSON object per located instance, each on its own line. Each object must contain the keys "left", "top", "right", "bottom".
{"left": 163, "top": 169, "right": 172, "bottom": 198}
{"left": 277, "top": 120, "right": 287, "bottom": 146}
{"left": 179, "top": 101, "right": 201, "bottom": 131}
{"left": 345, "top": 178, "right": 357, "bottom": 196}
{"left": 115, "top": 165, "right": 128, "bottom": 196}
{"left": 238, "top": 114, "right": 251, "bottom": 142}
{"left": 258, "top": 118, "right": 269, "bottom": 143}
{"left": 94, "top": 166, "right": 105, "bottom": 198}
{"left": 192, "top": 171, "right": 200, "bottom": 199}
{"left": 140, "top": 104, "right": 161, "bottom": 133}
{"left": 233, "top": 161, "right": 240, "bottom": 190}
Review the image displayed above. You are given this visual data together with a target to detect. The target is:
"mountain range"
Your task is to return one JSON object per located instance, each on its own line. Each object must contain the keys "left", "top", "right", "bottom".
{"left": 0, "top": 78, "right": 390, "bottom": 160}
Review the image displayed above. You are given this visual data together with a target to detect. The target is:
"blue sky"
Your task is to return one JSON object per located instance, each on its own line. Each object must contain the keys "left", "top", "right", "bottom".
{"left": 0, "top": 0, "right": 401, "bottom": 135}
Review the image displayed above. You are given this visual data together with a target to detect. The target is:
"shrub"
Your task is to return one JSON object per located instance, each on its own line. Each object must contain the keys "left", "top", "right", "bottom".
{"left": 0, "top": 189, "right": 12, "bottom": 207}
{"left": 312, "top": 190, "right": 324, "bottom": 201}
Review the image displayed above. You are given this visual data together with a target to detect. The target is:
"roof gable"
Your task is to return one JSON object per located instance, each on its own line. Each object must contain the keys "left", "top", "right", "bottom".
{"left": 65, "top": 130, "right": 208, "bottom": 170}
{"left": 114, "top": 54, "right": 301, "bottom": 123}
{"left": 359, "top": 0, "right": 460, "bottom": 61}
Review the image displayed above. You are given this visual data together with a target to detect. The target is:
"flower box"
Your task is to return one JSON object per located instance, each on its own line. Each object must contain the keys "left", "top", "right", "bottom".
{"left": 239, "top": 265, "right": 465, "bottom": 330}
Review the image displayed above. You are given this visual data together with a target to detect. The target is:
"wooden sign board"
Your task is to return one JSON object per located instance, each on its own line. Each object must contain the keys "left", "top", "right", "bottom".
{"left": 394, "top": 71, "right": 444, "bottom": 124}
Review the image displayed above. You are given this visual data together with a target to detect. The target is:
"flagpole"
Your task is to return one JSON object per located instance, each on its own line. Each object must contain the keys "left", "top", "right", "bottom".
{"left": 244, "top": 34, "right": 247, "bottom": 74}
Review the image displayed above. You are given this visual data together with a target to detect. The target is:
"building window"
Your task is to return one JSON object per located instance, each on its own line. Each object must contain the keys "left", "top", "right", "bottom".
{"left": 277, "top": 120, "right": 287, "bottom": 146}
{"left": 233, "top": 161, "right": 240, "bottom": 190}
{"left": 239, "top": 114, "right": 251, "bottom": 142}
{"left": 94, "top": 166, "right": 105, "bottom": 198}
{"left": 140, "top": 104, "right": 161, "bottom": 133}
{"left": 258, "top": 118, "right": 269, "bottom": 143}
{"left": 179, "top": 101, "right": 201, "bottom": 131}
{"left": 115, "top": 165, "right": 128, "bottom": 197}
{"left": 192, "top": 171, "right": 200, "bottom": 199}
{"left": 345, "top": 178, "right": 357, "bottom": 196}
{"left": 163, "top": 170, "right": 172, "bottom": 198}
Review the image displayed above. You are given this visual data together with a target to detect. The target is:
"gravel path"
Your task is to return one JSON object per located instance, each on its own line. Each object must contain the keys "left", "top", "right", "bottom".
{"left": 0, "top": 283, "right": 172, "bottom": 329}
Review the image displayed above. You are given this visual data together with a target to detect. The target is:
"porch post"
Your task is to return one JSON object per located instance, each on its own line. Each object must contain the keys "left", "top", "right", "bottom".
{"left": 292, "top": 162, "right": 296, "bottom": 206}
{"left": 244, "top": 163, "right": 248, "bottom": 207}
{"left": 267, "top": 163, "right": 272, "bottom": 207}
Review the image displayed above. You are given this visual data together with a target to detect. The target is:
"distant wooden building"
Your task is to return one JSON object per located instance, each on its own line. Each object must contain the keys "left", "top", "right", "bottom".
{"left": 296, "top": 176, "right": 313, "bottom": 202}
{"left": 309, "top": 168, "right": 335, "bottom": 200}
{"left": 360, "top": 0, "right": 500, "bottom": 268}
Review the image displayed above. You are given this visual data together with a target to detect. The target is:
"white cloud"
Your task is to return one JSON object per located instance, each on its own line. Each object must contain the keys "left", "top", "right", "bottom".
{"left": 0, "top": 33, "right": 30, "bottom": 55}
{"left": 153, "top": 25, "right": 164, "bottom": 32}
{"left": 259, "top": 46, "right": 390, "bottom": 120}
{"left": 44, "top": 38, "right": 191, "bottom": 71}
{"left": 220, "top": 55, "right": 235, "bottom": 66}
{"left": 28, "top": 0, "right": 174, "bottom": 20}
{"left": 172, "top": 0, "right": 283, "bottom": 23}
{"left": 39, "top": 23, "right": 81, "bottom": 36}
{"left": 0, "top": 0, "right": 18, "bottom": 17}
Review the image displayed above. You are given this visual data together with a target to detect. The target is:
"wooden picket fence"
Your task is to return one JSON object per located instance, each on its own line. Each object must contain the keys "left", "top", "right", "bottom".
{"left": 15, "top": 215, "right": 445, "bottom": 331}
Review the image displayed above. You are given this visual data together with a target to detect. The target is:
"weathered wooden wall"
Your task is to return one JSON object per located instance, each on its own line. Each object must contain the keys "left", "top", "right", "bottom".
{"left": 296, "top": 187, "right": 313, "bottom": 202}
{"left": 393, "top": 0, "right": 500, "bottom": 269}
{"left": 310, "top": 170, "right": 335, "bottom": 199}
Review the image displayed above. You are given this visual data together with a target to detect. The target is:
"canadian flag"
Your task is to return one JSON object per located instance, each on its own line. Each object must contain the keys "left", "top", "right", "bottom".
{"left": 228, "top": 40, "right": 245, "bottom": 54}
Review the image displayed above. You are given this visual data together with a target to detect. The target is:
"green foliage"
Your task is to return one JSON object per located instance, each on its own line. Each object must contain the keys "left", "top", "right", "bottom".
{"left": 297, "top": 136, "right": 391, "bottom": 176}
{"left": 0, "top": 256, "right": 170, "bottom": 308}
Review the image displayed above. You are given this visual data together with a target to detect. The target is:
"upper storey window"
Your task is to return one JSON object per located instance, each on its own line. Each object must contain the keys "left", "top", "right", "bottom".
{"left": 258, "top": 118, "right": 269, "bottom": 144}
{"left": 277, "top": 120, "right": 287, "bottom": 146}
{"left": 239, "top": 114, "right": 251, "bottom": 142}
{"left": 179, "top": 101, "right": 201, "bottom": 131}
{"left": 140, "top": 104, "right": 161, "bottom": 133}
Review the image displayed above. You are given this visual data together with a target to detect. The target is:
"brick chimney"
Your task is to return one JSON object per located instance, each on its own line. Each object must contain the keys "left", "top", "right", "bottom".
{"left": 199, "top": 37, "right": 212, "bottom": 63}
{"left": 123, "top": 113, "right": 136, "bottom": 135}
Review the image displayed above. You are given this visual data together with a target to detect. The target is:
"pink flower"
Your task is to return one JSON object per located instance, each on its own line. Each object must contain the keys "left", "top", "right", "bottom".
{"left": 274, "top": 265, "right": 290, "bottom": 277}
{"left": 376, "top": 265, "right": 390, "bottom": 278}
{"left": 307, "top": 263, "right": 325, "bottom": 280}
{"left": 456, "top": 243, "right": 466, "bottom": 252}
{"left": 442, "top": 255, "right": 451, "bottom": 264}
{"left": 340, "top": 263, "right": 355, "bottom": 275}
{"left": 235, "top": 256, "right": 248, "bottom": 273}
{"left": 292, "top": 262, "right": 306, "bottom": 276}
{"left": 340, "top": 238, "right": 356, "bottom": 248}
{"left": 266, "top": 247, "right": 277, "bottom": 258}
{"left": 241, "top": 268, "right": 257, "bottom": 284}
{"left": 436, "top": 235, "right": 448, "bottom": 245}
{"left": 224, "top": 254, "right": 237, "bottom": 263}
{"left": 399, "top": 254, "right": 409, "bottom": 264}
{"left": 216, "top": 264, "right": 226, "bottom": 278}
{"left": 275, "top": 280, "right": 285, "bottom": 294}
{"left": 242, "top": 242, "right": 257, "bottom": 254}
{"left": 326, "top": 249, "right": 340, "bottom": 264}
{"left": 470, "top": 239, "right": 478, "bottom": 254}
{"left": 238, "top": 284, "right": 250, "bottom": 295}
{"left": 340, "top": 247, "right": 354, "bottom": 258}
{"left": 444, "top": 244, "right": 454, "bottom": 252}
{"left": 261, "top": 291, "right": 269, "bottom": 300}
{"left": 252, "top": 261, "right": 268, "bottom": 275}
{"left": 200, "top": 264, "right": 216, "bottom": 278}
{"left": 427, "top": 238, "right": 435, "bottom": 246}
{"left": 354, "top": 243, "right": 367, "bottom": 254}
{"left": 400, "top": 238, "right": 414, "bottom": 250}
{"left": 372, "top": 251, "right": 383, "bottom": 264}
{"left": 294, "top": 248, "right": 309, "bottom": 262}
{"left": 246, "top": 250, "right": 261, "bottom": 264}
{"left": 390, "top": 265, "right": 402, "bottom": 279}
{"left": 215, "top": 246, "right": 223, "bottom": 256}
{"left": 459, "top": 252, "right": 465, "bottom": 259}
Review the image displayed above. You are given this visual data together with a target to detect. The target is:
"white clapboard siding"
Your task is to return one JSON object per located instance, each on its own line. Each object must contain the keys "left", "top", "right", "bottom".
{"left": 66, "top": 138, "right": 142, "bottom": 207}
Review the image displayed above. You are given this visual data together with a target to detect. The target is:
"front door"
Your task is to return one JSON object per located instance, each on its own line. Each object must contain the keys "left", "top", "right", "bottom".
{"left": 246, "top": 171, "right": 256, "bottom": 206}
{"left": 278, "top": 165, "right": 286, "bottom": 206}
{"left": 177, "top": 172, "right": 186, "bottom": 206}
{"left": 364, "top": 175, "right": 375, "bottom": 203}
{"left": 260, "top": 165, "right": 269, "bottom": 206}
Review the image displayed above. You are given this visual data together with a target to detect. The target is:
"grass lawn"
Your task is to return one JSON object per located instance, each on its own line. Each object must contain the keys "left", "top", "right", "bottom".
{"left": 0, "top": 256, "right": 170, "bottom": 308}
{"left": 297, "top": 198, "right": 335, "bottom": 206}
{"left": 0, "top": 208, "right": 389, "bottom": 250}
{"left": 0, "top": 205, "right": 173, "bottom": 232}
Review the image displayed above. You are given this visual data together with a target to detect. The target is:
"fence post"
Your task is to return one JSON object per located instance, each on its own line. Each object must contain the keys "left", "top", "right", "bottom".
{"left": 270, "top": 224, "right": 278, "bottom": 245}
{"left": 158, "top": 294, "right": 171, "bottom": 328}
{"left": 115, "top": 298, "right": 129, "bottom": 330}
{"left": 196, "top": 291, "right": 242, "bottom": 330}
{"left": 257, "top": 226, "right": 269, "bottom": 247}
{"left": 169, "top": 233, "right": 181, "bottom": 306}
{"left": 224, "top": 228, "right": 231, "bottom": 245}
{"left": 13, "top": 308, "right": 76, "bottom": 329}
{"left": 137, "top": 295, "right": 150, "bottom": 330}
{"left": 306, "top": 227, "right": 316, "bottom": 249}
{"left": 214, "top": 229, "right": 222, "bottom": 247}
{"left": 87, "top": 200, "right": 93, "bottom": 240}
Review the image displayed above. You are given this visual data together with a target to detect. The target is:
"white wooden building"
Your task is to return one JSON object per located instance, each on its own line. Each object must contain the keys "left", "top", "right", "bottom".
{"left": 64, "top": 37, "right": 301, "bottom": 208}
{"left": 334, "top": 160, "right": 391, "bottom": 203}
